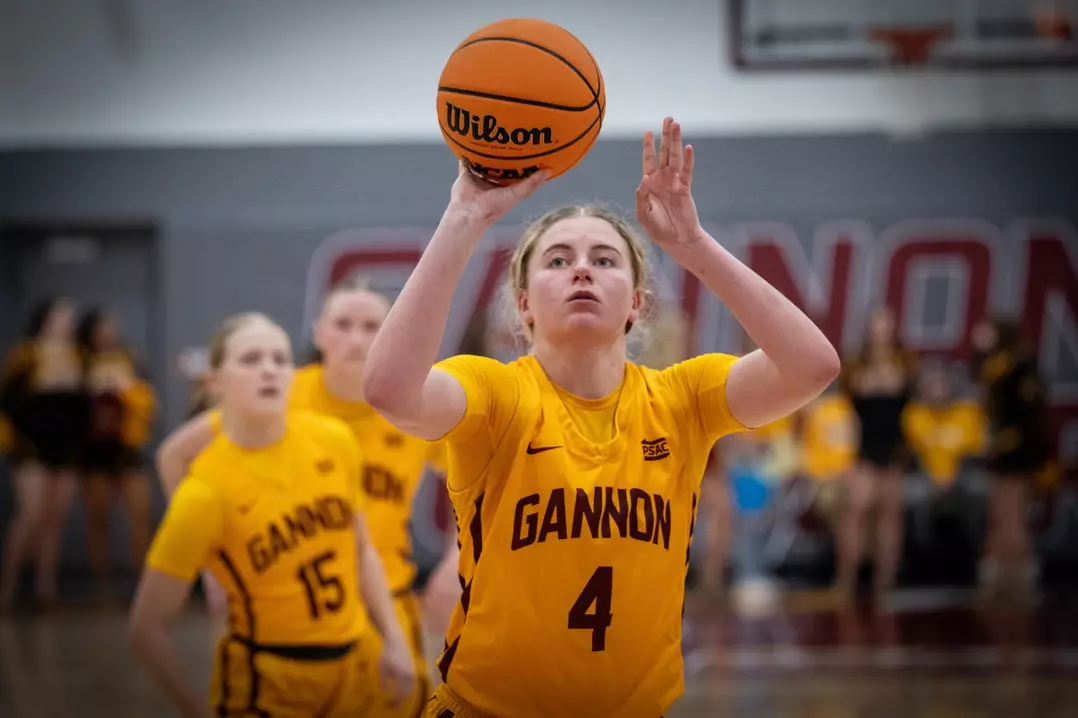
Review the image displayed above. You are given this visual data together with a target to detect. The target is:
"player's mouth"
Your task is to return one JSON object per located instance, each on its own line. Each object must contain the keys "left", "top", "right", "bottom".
{"left": 258, "top": 386, "right": 281, "bottom": 398}
{"left": 568, "top": 290, "right": 599, "bottom": 303}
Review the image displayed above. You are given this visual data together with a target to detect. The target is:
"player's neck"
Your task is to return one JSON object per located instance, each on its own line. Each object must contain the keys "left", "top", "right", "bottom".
{"left": 531, "top": 339, "right": 626, "bottom": 399}
{"left": 320, "top": 362, "right": 366, "bottom": 403}
{"left": 220, "top": 411, "right": 286, "bottom": 450}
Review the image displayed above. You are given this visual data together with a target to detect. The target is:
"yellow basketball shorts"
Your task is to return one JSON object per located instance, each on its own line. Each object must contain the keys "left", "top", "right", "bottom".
{"left": 209, "top": 633, "right": 382, "bottom": 718}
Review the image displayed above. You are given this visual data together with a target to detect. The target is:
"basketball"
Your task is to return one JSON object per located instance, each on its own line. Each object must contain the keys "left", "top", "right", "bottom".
{"left": 437, "top": 18, "right": 605, "bottom": 184}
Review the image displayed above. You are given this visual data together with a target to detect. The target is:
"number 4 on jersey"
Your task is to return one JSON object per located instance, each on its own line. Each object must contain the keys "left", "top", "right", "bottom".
{"left": 568, "top": 566, "right": 613, "bottom": 652}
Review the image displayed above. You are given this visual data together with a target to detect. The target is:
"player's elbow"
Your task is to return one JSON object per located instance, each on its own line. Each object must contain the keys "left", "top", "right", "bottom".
{"left": 808, "top": 341, "right": 842, "bottom": 389}
{"left": 362, "top": 368, "right": 403, "bottom": 417}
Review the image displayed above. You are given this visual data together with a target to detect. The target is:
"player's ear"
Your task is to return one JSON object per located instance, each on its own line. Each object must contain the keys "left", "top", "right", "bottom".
{"left": 516, "top": 289, "right": 533, "bottom": 335}
{"left": 204, "top": 370, "right": 223, "bottom": 403}
{"left": 627, "top": 286, "right": 646, "bottom": 325}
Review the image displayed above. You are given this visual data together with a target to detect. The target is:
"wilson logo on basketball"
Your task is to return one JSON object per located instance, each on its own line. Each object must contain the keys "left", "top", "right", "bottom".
{"left": 444, "top": 102, "right": 554, "bottom": 146}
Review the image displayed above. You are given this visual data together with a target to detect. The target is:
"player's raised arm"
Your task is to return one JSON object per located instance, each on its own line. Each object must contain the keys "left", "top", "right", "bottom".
{"left": 636, "top": 118, "right": 841, "bottom": 428}
{"left": 363, "top": 163, "right": 548, "bottom": 440}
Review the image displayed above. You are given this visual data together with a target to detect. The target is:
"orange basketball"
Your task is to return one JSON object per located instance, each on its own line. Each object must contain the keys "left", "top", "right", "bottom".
{"left": 437, "top": 18, "right": 605, "bottom": 184}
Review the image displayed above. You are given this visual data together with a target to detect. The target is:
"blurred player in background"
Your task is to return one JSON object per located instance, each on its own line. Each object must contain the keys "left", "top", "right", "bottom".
{"left": 0, "top": 297, "right": 88, "bottom": 612}
{"left": 76, "top": 308, "right": 158, "bottom": 605}
{"left": 129, "top": 313, "right": 414, "bottom": 718}
{"left": 903, "top": 361, "right": 986, "bottom": 489}
{"left": 362, "top": 117, "right": 840, "bottom": 718}
{"left": 156, "top": 277, "right": 453, "bottom": 717}
{"left": 796, "top": 386, "right": 857, "bottom": 532}
{"left": 971, "top": 317, "right": 1049, "bottom": 600}
{"left": 837, "top": 306, "right": 917, "bottom": 600}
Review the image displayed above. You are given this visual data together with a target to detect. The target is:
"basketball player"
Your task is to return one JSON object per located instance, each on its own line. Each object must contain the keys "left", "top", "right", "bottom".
{"left": 155, "top": 278, "right": 455, "bottom": 717}
{"left": 362, "top": 117, "right": 841, "bottom": 717}
{"left": 129, "top": 313, "right": 415, "bottom": 718}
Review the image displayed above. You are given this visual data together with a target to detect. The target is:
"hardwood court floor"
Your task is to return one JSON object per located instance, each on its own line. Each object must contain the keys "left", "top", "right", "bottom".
{"left": 1, "top": 588, "right": 1076, "bottom": 717}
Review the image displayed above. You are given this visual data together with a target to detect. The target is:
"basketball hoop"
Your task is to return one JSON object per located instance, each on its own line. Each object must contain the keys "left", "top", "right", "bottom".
{"left": 869, "top": 26, "right": 951, "bottom": 142}
{"left": 869, "top": 26, "right": 951, "bottom": 66}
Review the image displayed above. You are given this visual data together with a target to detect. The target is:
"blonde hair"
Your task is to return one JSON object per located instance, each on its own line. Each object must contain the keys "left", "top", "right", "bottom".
{"left": 636, "top": 304, "right": 690, "bottom": 370}
{"left": 207, "top": 312, "right": 278, "bottom": 370}
{"left": 502, "top": 204, "right": 655, "bottom": 346}
{"left": 320, "top": 273, "right": 379, "bottom": 315}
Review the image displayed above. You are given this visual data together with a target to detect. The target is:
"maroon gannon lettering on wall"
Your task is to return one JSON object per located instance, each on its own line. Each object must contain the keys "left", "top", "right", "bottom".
{"left": 306, "top": 219, "right": 1078, "bottom": 464}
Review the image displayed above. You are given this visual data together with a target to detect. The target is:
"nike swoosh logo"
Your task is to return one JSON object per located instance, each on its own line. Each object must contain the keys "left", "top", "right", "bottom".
{"left": 526, "top": 443, "right": 562, "bottom": 455}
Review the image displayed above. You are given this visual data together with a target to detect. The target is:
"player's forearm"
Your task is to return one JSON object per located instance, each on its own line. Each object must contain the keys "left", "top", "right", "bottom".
{"left": 358, "top": 542, "right": 407, "bottom": 644}
{"left": 679, "top": 229, "right": 840, "bottom": 387}
{"left": 363, "top": 210, "right": 485, "bottom": 416}
{"left": 129, "top": 624, "right": 209, "bottom": 718}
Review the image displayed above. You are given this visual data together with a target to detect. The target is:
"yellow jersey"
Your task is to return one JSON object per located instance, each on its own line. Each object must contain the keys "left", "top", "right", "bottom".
{"left": 902, "top": 400, "right": 986, "bottom": 485}
{"left": 433, "top": 353, "right": 746, "bottom": 718}
{"left": 146, "top": 411, "right": 372, "bottom": 645}
{"left": 800, "top": 394, "right": 856, "bottom": 481}
{"left": 289, "top": 364, "right": 446, "bottom": 593}
{"left": 205, "top": 364, "right": 446, "bottom": 593}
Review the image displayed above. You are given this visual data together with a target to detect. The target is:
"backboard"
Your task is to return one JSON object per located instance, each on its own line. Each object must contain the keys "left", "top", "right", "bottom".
{"left": 729, "top": 0, "right": 1078, "bottom": 70}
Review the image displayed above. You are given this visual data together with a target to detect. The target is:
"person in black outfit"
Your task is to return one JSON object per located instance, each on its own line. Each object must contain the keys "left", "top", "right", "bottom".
{"left": 836, "top": 306, "right": 917, "bottom": 599}
{"left": 0, "top": 297, "right": 88, "bottom": 610}
{"left": 971, "top": 317, "right": 1048, "bottom": 600}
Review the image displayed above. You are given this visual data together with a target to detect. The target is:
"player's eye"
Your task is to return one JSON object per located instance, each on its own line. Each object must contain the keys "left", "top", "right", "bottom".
{"left": 548, "top": 256, "right": 569, "bottom": 268}
{"left": 594, "top": 255, "right": 615, "bottom": 268}
{"left": 335, "top": 318, "right": 351, "bottom": 331}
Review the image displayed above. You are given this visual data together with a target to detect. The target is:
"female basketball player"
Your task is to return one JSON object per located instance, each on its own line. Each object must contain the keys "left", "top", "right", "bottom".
{"left": 837, "top": 306, "right": 917, "bottom": 600}
{"left": 155, "top": 278, "right": 455, "bottom": 718}
{"left": 129, "top": 313, "right": 414, "bottom": 718}
{"left": 971, "top": 317, "right": 1048, "bottom": 599}
{"left": 77, "top": 308, "right": 157, "bottom": 603}
{"left": 0, "top": 297, "right": 88, "bottom": 611}
{"left": 362, "top": 117, "right": 841, "bottom": 718}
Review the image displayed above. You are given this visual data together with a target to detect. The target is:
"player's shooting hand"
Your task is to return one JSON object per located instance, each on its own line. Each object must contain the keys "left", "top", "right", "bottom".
{"left": 447, "top": 160, "right": 550, "bottom": 230}
{"left": 378, "top": 633, "right": 417, "bottom": 707}
{"left": 636, "top": 117, "right": 705, "bottom": 260}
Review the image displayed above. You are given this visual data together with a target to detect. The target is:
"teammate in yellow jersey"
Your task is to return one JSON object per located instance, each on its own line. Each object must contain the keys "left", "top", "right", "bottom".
{"left": 129, "top": 313, "right": 414, "bottom": 718}
{"left": 155, "top": 278, "right": 456, "bottom": 718}
{"left": 362, "top": 117, "right": 841, "bottom": 718}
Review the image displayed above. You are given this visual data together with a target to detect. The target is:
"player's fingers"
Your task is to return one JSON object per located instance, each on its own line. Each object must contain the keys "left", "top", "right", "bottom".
{"left": 658, "top": 117, "right": 673, "bottom": 168}
{"left": 512, "top": 169, "right": 551, "bottom": 201}
{"left": 683, "top": 145, "right": 695, "bottom": 185}
{"left": 642, "top": 130, "right": 656, "bottom": 176}
{"left": 669, "top": 121, "right": 683, "bottom": 173}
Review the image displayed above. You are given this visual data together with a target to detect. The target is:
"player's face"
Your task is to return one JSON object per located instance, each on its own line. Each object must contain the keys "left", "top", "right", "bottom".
{"left": 214, "top": 320, "right": 294, "bottom": 418}
{"left": 866, "top": 307, "right": 895, "bottom": 346}
{"left": 43, "top": 300, "right": 76, "bottom": 341}
{"left": 923, "top": 369, "right": 949, "bottom": 403}
{"left": 520, "top": 216, "right": 641, "bottom": 345}
{"left": 94, "top": 313, "right": 120, "bottom": 350}
{"left": 315, "top": 289, "right": 389, "bottom": 371}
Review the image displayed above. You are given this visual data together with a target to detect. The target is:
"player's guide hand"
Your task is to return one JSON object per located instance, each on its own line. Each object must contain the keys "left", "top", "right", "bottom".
{"left": 379, "top": 634, "right": 417, "bottom": 707}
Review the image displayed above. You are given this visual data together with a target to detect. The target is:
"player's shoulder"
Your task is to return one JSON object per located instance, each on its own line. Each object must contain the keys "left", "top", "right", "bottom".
{"left": 289, "top": 408, "right": 352, "bottom": 442}
{"left": 633, "top": 352, "right": 740, "bottom": 388}
{"left": 187, "top": 431, "right": 236, "bottom": 480}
